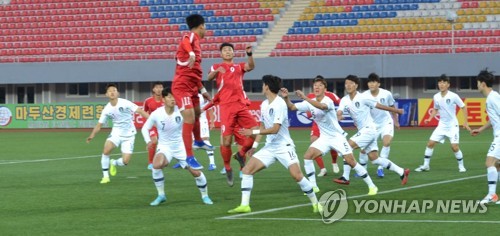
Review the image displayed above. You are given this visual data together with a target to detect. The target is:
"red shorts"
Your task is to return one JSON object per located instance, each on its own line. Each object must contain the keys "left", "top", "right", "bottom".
{"left": 220, "top": 102, "right": 259, "bottom": 136}
{"left": 172, "top": 76, "right": 200, "bottom": 111}
{"left": 310, "top": 122, "right": 320, "bottom": 137}
{"left": 233, "top": 127, "right": 247, "bottom": 146}
{"left": 149, "top": 127, "right": 158, "bottom": 137}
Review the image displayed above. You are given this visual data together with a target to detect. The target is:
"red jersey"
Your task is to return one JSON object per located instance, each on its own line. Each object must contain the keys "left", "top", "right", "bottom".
{"left": 174, "top": 32, "right": 202, "bottom": 81}
{"left": 143, "top": 96, "right": 164, "bottom": 114}
{"left": 210, "top": 62, "right": 248, "bottom": 105}
{"left": 307, "top": 91, "right": 340, "bottom": 105}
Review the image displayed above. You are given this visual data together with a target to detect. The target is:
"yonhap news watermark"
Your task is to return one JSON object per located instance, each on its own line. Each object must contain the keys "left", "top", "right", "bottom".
{"left": 319, "top": 189, "right": 488, "bottom": 224}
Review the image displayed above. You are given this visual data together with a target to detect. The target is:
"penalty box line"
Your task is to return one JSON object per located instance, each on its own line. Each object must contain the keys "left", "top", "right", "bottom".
{"left": 217, "top": 174, "right": 486, "bottom": 220}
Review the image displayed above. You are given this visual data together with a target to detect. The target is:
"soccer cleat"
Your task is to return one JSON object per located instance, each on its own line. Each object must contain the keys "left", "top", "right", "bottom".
{"left": 400, "top": 169, "right": 410, "bottom": 185}
{"left": 377, "top": 168, "right": 385, "bottom": 178}
{"left": 172, "top": 163, "right": 182, "bottom": 169}
{"left": 100, "top": 177, "right": 110, "bottom": 184}
{"left": 220, "top": 168, "right": 226, "bottom": 175}
{"left": 333, "top": 176, "right": 350, "bottom": 185}
{"left": 313, "top": 203, "right": 323, "bottom": 214}
{"left": 232, "top": 152, "right": 246, "bottom": 168}
{"left": 368, "top": 186, "right": 378, "bottom": 196}
{"left": 317, "top": 168, "right": 327, "bottom": 177}
{"left": 187, "top": 156, "right": 203, "bottom": 170}
{"left": 332, "top": 163, "right": 340, "bottom": 173}
{"left": 479, "top": 193, "right": 498, "bottom": 204}
{"left": 227, "top": 205, "right": 251, "bottom": 214}
{"left": 415, "top": 165, "right": 430, "bottom": 172}
{"left": 109, "top": 160, "right": 117, "bottom": 176}
{"left": 226, "top": 169, "right": 234, "bottom": 187}
{"left": 458, "top": 166, "right": 467, "bottom": 172}
{"left": 147, "top": 163, "right": 153, "bottom": 170}
{"left": 208, "top": 164, "right": 216, "bottom": 171}
{"left": 193, "top": 140, "right": 214, "bottom": 151}
{"left": 150, "top": 195, "right": 167, "bottom": 206}
{"left": 202, "top": 196, "right": 213, "bottom": 205}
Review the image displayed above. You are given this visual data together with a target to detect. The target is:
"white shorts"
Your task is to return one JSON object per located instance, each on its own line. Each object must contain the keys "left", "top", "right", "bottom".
{"left": 156, "top": 143, "right": 188, "bottom": 168}
{"left": 487, "top": 135, "right": 500, "bottom": 160}
{"left": 350, "top": 126, "right": 378, "bottom": 152}
{"left": 429, "top": 125, "right": 459, "bottom": 144}
{"left": 253, "top": 145, "right": 299, "bottom": 169}
{"left": 310, "top": 134, "right": 353, "bottom": 156}
{"left": 107, "top": 134, "right": 135, "bottom": 154}
{"left": 376, "top": 122, "right": 394, "bottom": 139}
{"left": 200, "top": 117, "right": 210, "bottom": 138}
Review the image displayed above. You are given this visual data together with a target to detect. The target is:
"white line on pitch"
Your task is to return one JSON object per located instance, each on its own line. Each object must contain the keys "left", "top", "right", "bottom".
{"left": 0, "top": 151, "right": 147, "bottom": 165}
{"left": 217, "top": 174, "right": 485, "bottom": 220}
{"left": 225, "top": 218, "right": 500, "bottom": 224}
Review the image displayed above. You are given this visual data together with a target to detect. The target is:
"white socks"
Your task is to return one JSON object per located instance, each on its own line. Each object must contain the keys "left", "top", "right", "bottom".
{"left": 372, "top": 158, "right": 404, "bottom": 176}
{"left": 152, "top": 168, "right": 165, "bottom": 196}
{"left": 353, "top": 163, "right": 375, "bottom": 188}
{"left": 101, "top": 154, "right": 110, "bottom": 178}
{"left": 195, "top": 172, "right": 208, "bottom": 198}
{"left": 297, "top": 177, "right": 318, "bottom": 205}
{"left": 304, "top": 159, "right": 317, "bottom": 187}
{"left": 241, "top": 174, "right": 253, "bottom": 206}
{"left": 487, "top": 166, "right": 498, "bottom": 195}
{"left": 424, "top": 147, "right": 433, "bottom": 166}
{"left": 454, "top": 150, "right": 464, "bottom": 168}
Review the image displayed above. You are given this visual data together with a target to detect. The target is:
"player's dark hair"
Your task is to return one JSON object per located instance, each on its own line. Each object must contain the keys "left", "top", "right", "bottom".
{"left": 313, "top": 75, "right": 327, "bottom": 88}
{"left": 105, "top": 83, "right": 118, "bottom": 91}
{"left": 262, "top": 74, "right": 282, "bottom": 94}
{"left": 219, "top": 42, "right": 234, "bottom": 51}
{"left": 162, "top": 87, "right": 173, "bottom": 97}
{"left": 186, "top": 14, "right": 205, "bottom": 30}
{"left": 345, "top": 75, "right": 360, "bottom": 86}
{"left": 367, "top": 73, "right": 380, "bottom": 83}
{"left": 152, "top": 81, "right": 164, "bottom": 89}
{"left": 438, "top": 74, "right": 450, "bottom": 83}
{"left": 476, "top": 68, "right": 495, "bottom": 88}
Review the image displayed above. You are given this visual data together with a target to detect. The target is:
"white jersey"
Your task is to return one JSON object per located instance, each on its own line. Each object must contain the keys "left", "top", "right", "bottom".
{"left": 260, "top": 96, "right": 294, "bottom": 147}
{"left": 198, "top": 93, "right": 208, "bottom": 123}
{"left": 142, "top": 106, "right": 183, "bottom": 145}
{"left": 98, "top": 98, "right": 139, "bottom": 137}
{"left": 295, "top": 96, "right": 345, "bottom": 137}
{"left": 338, "top": 92, "right": 377, "bottom": 130}
{"left": 486, "top": 90, "right": 500, "bottom": 137}
{"left": 433, "top": 91, "right": 465, "bottom": 128}
{"left": 364, "top": 88, "right": 395, "bottom": 127}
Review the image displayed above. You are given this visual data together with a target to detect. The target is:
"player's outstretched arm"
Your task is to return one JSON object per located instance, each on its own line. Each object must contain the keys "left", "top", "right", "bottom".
{"left": 86, "top": 123, "right": 102, "bottom": 143}
{"left": 460, "top": 106, "right": 471, "bottom": 131}
{"left": 424, "top": 108, "right": 438, "bottom": 124}
{"left": 296, "top": 90, "right": 328, "bottom": 110}
{"left": 375, "top": 103, "right": 404, "bottom": 115}
{"left": 471, "top": 120, "right": 491, "bottom": 136}
{"left": 244, "top": 46, "right": 255, "bottom": 72}
{"left": 239, "top": 123, "right": 281, "bottom": 136}
{"left": 281, "top": 88, "right": 297, "bottom": 110}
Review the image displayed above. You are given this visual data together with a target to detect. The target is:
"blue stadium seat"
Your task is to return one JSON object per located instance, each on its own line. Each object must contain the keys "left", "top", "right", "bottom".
{"left": 341, "top": 20, "right": 349, "bottom": 26}
{"left": 389, "top": 0, "right": 397, "bottom": 4}
{"left": 174, "top": 11, "right": 182, "bottom": 17}
{"left": 287, "top": 28, "right": 295, "bottom": 34}
{"left": 214, "top": 30, "right": 221, "bottom": 36}
{"left": 173, "top": 5, "right": 180, "bottom": 11}
{"left": 380, "top": 12, "right": 388, "bottom": 18}
{"left": 309, "top": 21, "right": 317, "bottom": 27}
{"left": 224, "top": 16, "right": 232, "bottom": 22}
{"left": 386, "top": 5, "right": 394, "bottom": 11}
{"left": 295, "top": 28, "right": 303, "bottom": 34}
{"left": 369, "top": 5, "right": 377, "bottom": 11}
{"left": 377, "top": 5, "right": 385, "bottom": 11}
{"left": 304, "top": 28, "right": 312, "bottom": 34}
{"left": 353, "top": 6, "right": 361, "bottom": 11}
{"left": 188, "top": 5, "right": 196, "bottom": 11}
{"left": 339, "top": 13, "right": 347, "bottom": 19}
{"left": 316, "top": 20, "right": 324, "bottom": 27}
{"left": 222, "top": 30, "right": 230, "bottom": 36}
{"left": 325, "top": 20, "right": 333, "bottom": 26}
{"left": 216, "top": 17, "right": 224, "bottom": 22}
{"left": 314, "top": 14, "right": 323, "bottom": 20}
{"left": 389, "top": 11, "right": 397, "bottom": 17}
{"left": 219, "top": 23, "right": 227, "bottom": 29}
{"left": 355, "top": 12, "right": 364, "bottom": 18}
{"left": 165, "top": 5, "right": 172, "bottom": 11}
{"left": 159, "top": 12, "right": 167, "bottom": 18}
{"left": 410, "top": 4, "right": 418, "bottom": 10}
{"left": 237, "top": 29, "right": 245, "bottom": 35}
{"left": 331, "top": 14, "right": 338, "bottom": 20}
{"left": 180, "top": 24, "right": 188, "bottom": 31}
{"left": 230, "top": 29, "right": 238, "bottom": 35}
{"left": 148, "top": 0, "right": 155, "bottom": 5}
{"left": 196, "top": 5, "right": 203, "bottom": 10}
{"left": 180, "top": 5, "right": 188, "bottom": 11}
{"left": 169, "top": 18, "right": 177, "bottom": 23}
{"left": 261, "top": 22, "right": 269, "bottom": 28}
{"left": 300, "top": 21, "right": 308, "bottom": 27}
{"left": 181, "top": 11, "right": 189, "bottom": 17}
{"left": 140, "top": 0, "right": 147, "bottom": 6}
{"left": 235, "top": 23, "right": 243, "bottom": 29}
{"left": 293, "top": 21, "right": 300, "bottom": 27}
{"left": 179, "top": 0, "right": 187, "bottom": 4}
{"left": 395, "top": 5, "right": 402, "bottom": 10}
{"left": 372, "top": 12, "right": 380, "bottom": 18}
{"left": 171, "top": 0, "right": 179, "bottom": 4}
{"left": 361, "top": 5, "right": 369, "bottom": 11}
{"left": 333, "top": 20, "right": 341, "bottom": 26}
{"left": 227, "top": 22, "right": 235, "bottom": 29}
{"left": 364, "top": 12, "right": 372, "bottom": 18}
{"left": 322, "top": 14, "right": 331, "bottom": 20}
{"left": 350, "top": 19, "right": 358, "bottom": 25}
{"left": 402, "top": 4, "right": 410, "bottom": 10}
{"left": 381, "top": 0, "right": 389, "bottom": 3}
{"left": 311, "top": 28, "right": 320, "bottom": 34}
{"left": 347, "top": 13, "right": 355, "bottom": 19}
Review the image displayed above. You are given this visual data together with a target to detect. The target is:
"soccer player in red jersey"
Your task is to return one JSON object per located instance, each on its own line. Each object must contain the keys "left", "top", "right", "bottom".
{"left": 171, "top": 14, "right": 212, "bottom": 170}
{"left": 306, "top": 75, "right": 342, "bottom": 177}
{"left": 207, "top": 42, "right": 258, "bottom": 186}
{"left": 143, "top": 82, "right": 164, "bottom": 170}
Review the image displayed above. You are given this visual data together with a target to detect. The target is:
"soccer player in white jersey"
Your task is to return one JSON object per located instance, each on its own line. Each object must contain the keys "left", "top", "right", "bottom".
{"left": 471, "top": 69, "right": 500, "bottom": 204}
{"left": 86, "top": 83, "right": 150, "bottom": 184}
{"left": 334, "top": 75, "right": 409, "bottom": 187}
{"left": 415, "top": 74, "right": 470, "bottom": 172}
{"left": 228, "top": 75, "right": 322, "bottom": 214}
{"left": 141, "top": 88, "right": 213, "bottom": 206}
{"left": 282, "top": 77, "right": 378, "bottom": 196}
{"left": 358, "top": 73, "right": 400, "bottom": 178}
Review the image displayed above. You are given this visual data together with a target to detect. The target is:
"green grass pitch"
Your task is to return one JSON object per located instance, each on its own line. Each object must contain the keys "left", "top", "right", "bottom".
{"left": 0, "top": 128, "right": 498, "bottom": 235}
